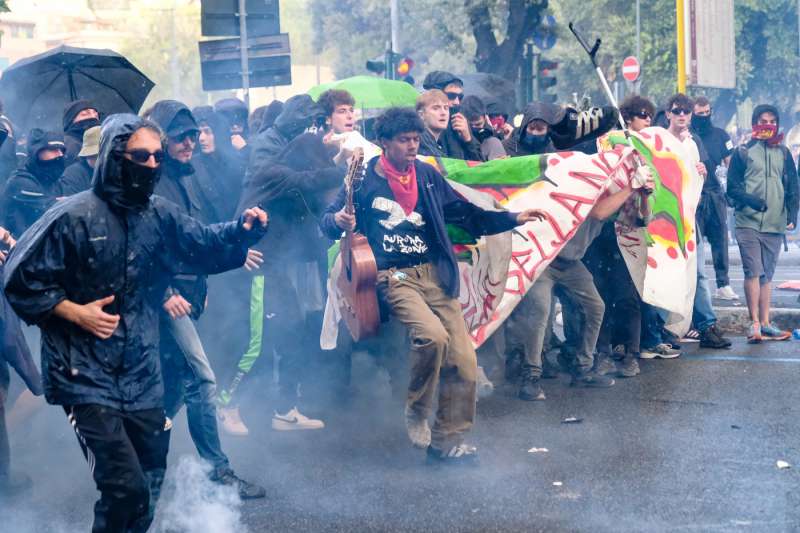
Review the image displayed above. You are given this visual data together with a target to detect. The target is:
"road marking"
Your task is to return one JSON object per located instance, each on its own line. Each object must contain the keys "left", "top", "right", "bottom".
{"left": 683, "top": 354, "right": 800, "bottom": 363}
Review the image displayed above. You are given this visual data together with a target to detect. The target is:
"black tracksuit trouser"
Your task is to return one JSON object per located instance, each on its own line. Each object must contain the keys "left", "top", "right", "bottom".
{"left": 66, "top": 404, "right": 170, "bottom": 533}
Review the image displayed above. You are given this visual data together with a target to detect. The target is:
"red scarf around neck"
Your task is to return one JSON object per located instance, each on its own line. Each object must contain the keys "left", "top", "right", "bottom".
{"left": 380, "top": 154, "right": 418, "bottom": 215}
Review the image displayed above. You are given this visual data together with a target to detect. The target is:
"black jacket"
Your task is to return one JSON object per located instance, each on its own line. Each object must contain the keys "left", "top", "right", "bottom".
{"left": 2, "top": 163, "right": 60, "bottom": 237}
{"left": 59, "top": 157, "right": 94, "bottom": 196}
{"left": 419, "top": 126, "right": 484, "bottom": 161}
{"left": 3, "top": 114, "right": 262, "bottom": 411}
{"left": 238, "top": 131, "right": 342, "bottom": 264}
{"left": 320, "top": 157, "right": 519, "bottom": 298}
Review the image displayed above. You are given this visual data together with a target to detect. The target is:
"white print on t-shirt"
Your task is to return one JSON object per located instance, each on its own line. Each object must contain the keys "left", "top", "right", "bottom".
{"left": 372, "top": 196, "right": 424, "bottom": 230}
{"left": 383, "top": 234, "right": 428, "bottom": 255}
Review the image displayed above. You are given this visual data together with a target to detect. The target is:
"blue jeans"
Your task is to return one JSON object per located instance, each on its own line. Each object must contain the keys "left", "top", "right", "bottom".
{"left": 640, "top": 303, "right": 666, "bottom": 348}
{"left": 693, "top": 228, "right": 717, "bottom": 332}
{"left": 162, "top": 315, "right": 229, "bottom": 470}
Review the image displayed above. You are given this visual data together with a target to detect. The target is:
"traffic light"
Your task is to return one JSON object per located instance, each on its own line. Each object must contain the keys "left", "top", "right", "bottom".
{"left": 365, "top": 57, "right": 386, "bottom": 76}
{"left": 538, "top": 58, "right": 558, "bottom": 103}
{"left": 395, "top": 56, "right": 414, "bottom": 85}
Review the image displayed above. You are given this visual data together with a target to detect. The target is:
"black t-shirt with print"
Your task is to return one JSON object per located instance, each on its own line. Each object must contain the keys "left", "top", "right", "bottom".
{"left": 360, "top": 172, "right": 430, "bottom": 270}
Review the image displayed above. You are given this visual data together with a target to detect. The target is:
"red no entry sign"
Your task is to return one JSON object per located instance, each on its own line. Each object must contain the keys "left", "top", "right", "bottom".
{"left": 622, "top": 56, "right": 641, "bottom": 82}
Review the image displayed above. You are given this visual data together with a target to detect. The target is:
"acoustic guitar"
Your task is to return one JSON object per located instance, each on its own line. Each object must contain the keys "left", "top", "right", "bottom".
{"left": 337, "top": 147, "right": 380, "bottom": 341}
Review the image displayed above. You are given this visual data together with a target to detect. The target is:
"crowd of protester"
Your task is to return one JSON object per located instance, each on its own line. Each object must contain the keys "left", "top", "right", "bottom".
{"left": 0, "top": 69, "right": 797, "bottom": 532}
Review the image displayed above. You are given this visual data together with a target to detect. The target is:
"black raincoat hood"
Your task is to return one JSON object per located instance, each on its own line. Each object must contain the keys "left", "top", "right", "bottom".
{"left": 193, "top": 105, "right": 233, "bottom": 153}
{"left": 149, "top": 100, "right": 198, "bottom": 140}
{"left": 92, "top": 113, "right": 164, "bottom": 211}
{"left": 270, "top": 94, "right": 320, "bottom": 137}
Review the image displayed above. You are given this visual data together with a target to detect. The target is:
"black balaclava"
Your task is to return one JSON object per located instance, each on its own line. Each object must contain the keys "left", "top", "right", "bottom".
{"left": 26, "top": 129, "right": 66, "bottom": 184}
{"left": 521, "top": 131, "right": 550, "bottom": 150}
{"left": 120, "top": 156, "right": 161, "bottom": 207}
{"left": 63, "top": 99, "right": 100, "bottom": 138}
{"left": 691, "top": 114, "right": 712, "bottom": 134}
{"left": 92, "top": 115, "right": 165, "bottom": 212}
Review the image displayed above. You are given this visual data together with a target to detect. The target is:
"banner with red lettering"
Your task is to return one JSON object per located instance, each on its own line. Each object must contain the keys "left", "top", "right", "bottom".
{"left": 601, "top": 128, "right": 704, "bottom": 335}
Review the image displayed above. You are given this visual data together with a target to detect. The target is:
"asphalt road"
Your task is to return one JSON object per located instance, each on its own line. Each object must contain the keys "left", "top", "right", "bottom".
{"left": 4, "top": 337, "right": 800, "bottom": 532}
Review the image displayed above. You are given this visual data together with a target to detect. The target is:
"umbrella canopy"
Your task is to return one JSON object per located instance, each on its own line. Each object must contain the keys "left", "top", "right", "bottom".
{"left": 459, "top": 73, "right": 517, "bottom": 116}
{"left": 0, "top": 45, "right": 154, "bottom": 134}
{"left": 308, "top": 75, "right": 419, "bottom": 110}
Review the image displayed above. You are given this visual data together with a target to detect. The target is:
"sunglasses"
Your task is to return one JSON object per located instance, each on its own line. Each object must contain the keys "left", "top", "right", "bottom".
{"left": 670, "top": 107, "right": 691, "bottom": 116}
{"left": 444, "top": 91, "right": 463, "bottom": 101}
{"left": 633, "top": 110, "right": 652, "bottom": 119}
{"left": 172, "top": 130, "right": 199, "bottom": 143}
{"left": 125, "top": 149, "right": 165, "bottom": 164}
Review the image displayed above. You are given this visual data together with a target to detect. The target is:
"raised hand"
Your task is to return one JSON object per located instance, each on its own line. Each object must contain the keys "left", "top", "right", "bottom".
{"left": 242, "top": 207, "right": 269, "bottom": 231}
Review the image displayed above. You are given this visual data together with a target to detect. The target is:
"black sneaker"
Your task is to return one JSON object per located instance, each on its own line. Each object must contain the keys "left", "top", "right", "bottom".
{"left": 699, "top": 324, "right": 732, "bottom": 349}
{"left": 211, "top": 467, "right": 266, "bottom": 499}
{"left": 593, "top": 353, "right": 617, "bottom": 376}
{"left": 518, "top": 376, "right": 546, "bottom": 401}
{"left": 570, "top": 371, "right": 615, "bottom": 388}
{"left": 617, "top": 354, "right": 640, "bottom": 378}
{"left": 426, "top": 444, "right": 479, "bottom": 467}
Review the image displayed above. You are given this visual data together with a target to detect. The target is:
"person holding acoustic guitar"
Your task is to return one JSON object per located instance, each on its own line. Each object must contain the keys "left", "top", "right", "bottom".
{"left": 321, "top": 108, "right": 546, "bottom": 466}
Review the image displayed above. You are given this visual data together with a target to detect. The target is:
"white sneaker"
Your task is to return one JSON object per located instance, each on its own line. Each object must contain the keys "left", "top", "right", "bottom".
{"left": 217, "top": 406, "right": 249, "bottom": 436}
{"left": 476, "top": 366, "right": 494, "bottom": 399}
{"left": 272, "top": 407, "right": 325, "bottom": 431}
{"left": 715, "top": 285, "right": 739, "bottom": 300}
{"left": 405, "top": 406, "right": 431, "bottom": 448}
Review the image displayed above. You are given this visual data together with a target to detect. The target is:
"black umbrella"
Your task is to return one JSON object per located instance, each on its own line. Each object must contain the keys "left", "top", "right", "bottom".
{"left": 0, "top": 45, "right": 154, "bottom": 134}
{"left": 459, "top": 73, "right": 517, "bottom": 116}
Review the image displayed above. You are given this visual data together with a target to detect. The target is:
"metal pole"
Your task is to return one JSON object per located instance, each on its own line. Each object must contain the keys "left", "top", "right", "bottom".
{"left": 636, "top": 0, "right": 641, "bottom": 60}
{"left": 238, "top": 0, "right": 250, "bottom": 108}
{"left": 532, "top": 49, "right": 540, "bottom": 101}
{"left": 390, "top": 0, "right": 400, "bottom": 56}
{"left": 170, "top": 0, "right": 180, "bottom": 99}
{"left": 676, "top": 0, "right": 687, "bottom": 93}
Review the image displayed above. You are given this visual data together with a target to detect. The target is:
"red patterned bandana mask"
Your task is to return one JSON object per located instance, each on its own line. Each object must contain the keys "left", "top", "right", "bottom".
{"left": 752, "top": 124, "right": 784, "bottom": 146}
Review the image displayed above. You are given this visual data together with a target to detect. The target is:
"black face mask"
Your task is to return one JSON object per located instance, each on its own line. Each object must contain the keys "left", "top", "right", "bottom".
{"left": 120, "top": 157, "right": 160, "bottom": 206}
{"left": 522, "top": 132, "right": 550, "bottom": 150}
{"left": 449, "top": 105, "right": 461, "bottom": 116}
{"left": 36, "top": 156, "right": 65, "bottom": 184}
{"left": 691, "top": 115, "right": 712, "bottom": 133}
{"left": 67, "top": 117, "right": 101, "bottom": 137}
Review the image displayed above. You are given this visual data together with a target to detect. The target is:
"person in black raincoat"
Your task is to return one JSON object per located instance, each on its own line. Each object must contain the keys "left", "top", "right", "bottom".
{"left": 148, "top": 100, "right": 266, "bottom": 499}
{"left": 2, "top": 129, "right": 66, "bottom": 236}
{"left": 3, "top": 113, "right": 267, "bottom": 533}
{"left": 59, "top": 125, "right": 100, "bottom": 196}
{"left": 62, "top": 99, "right": 101, "bottom": 166}
{"left": 246, "top": 94, "right": 318, "bottom": 172}
{"left": 192, "top": 105, "right": 246, "bottom": 222}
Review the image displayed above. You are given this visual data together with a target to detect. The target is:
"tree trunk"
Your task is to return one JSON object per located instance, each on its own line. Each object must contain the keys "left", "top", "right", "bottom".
{"left": 468, "top": 0, "right": 548, "bottom": 79}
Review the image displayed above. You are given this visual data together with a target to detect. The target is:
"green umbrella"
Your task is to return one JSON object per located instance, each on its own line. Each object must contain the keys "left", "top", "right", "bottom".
{"left": 308, "top": 75, "right": 419, "bottom": 109}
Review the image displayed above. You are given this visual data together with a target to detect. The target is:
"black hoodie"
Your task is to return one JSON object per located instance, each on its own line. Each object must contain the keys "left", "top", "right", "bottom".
{"left": 192, "top": 106, "right": 246, "bottom": 222}
{"left": 3, "top": 113, "right": 262, "bottom": 410}
{"left": 2, "top": 130, "right": 66, "bottom": 236}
